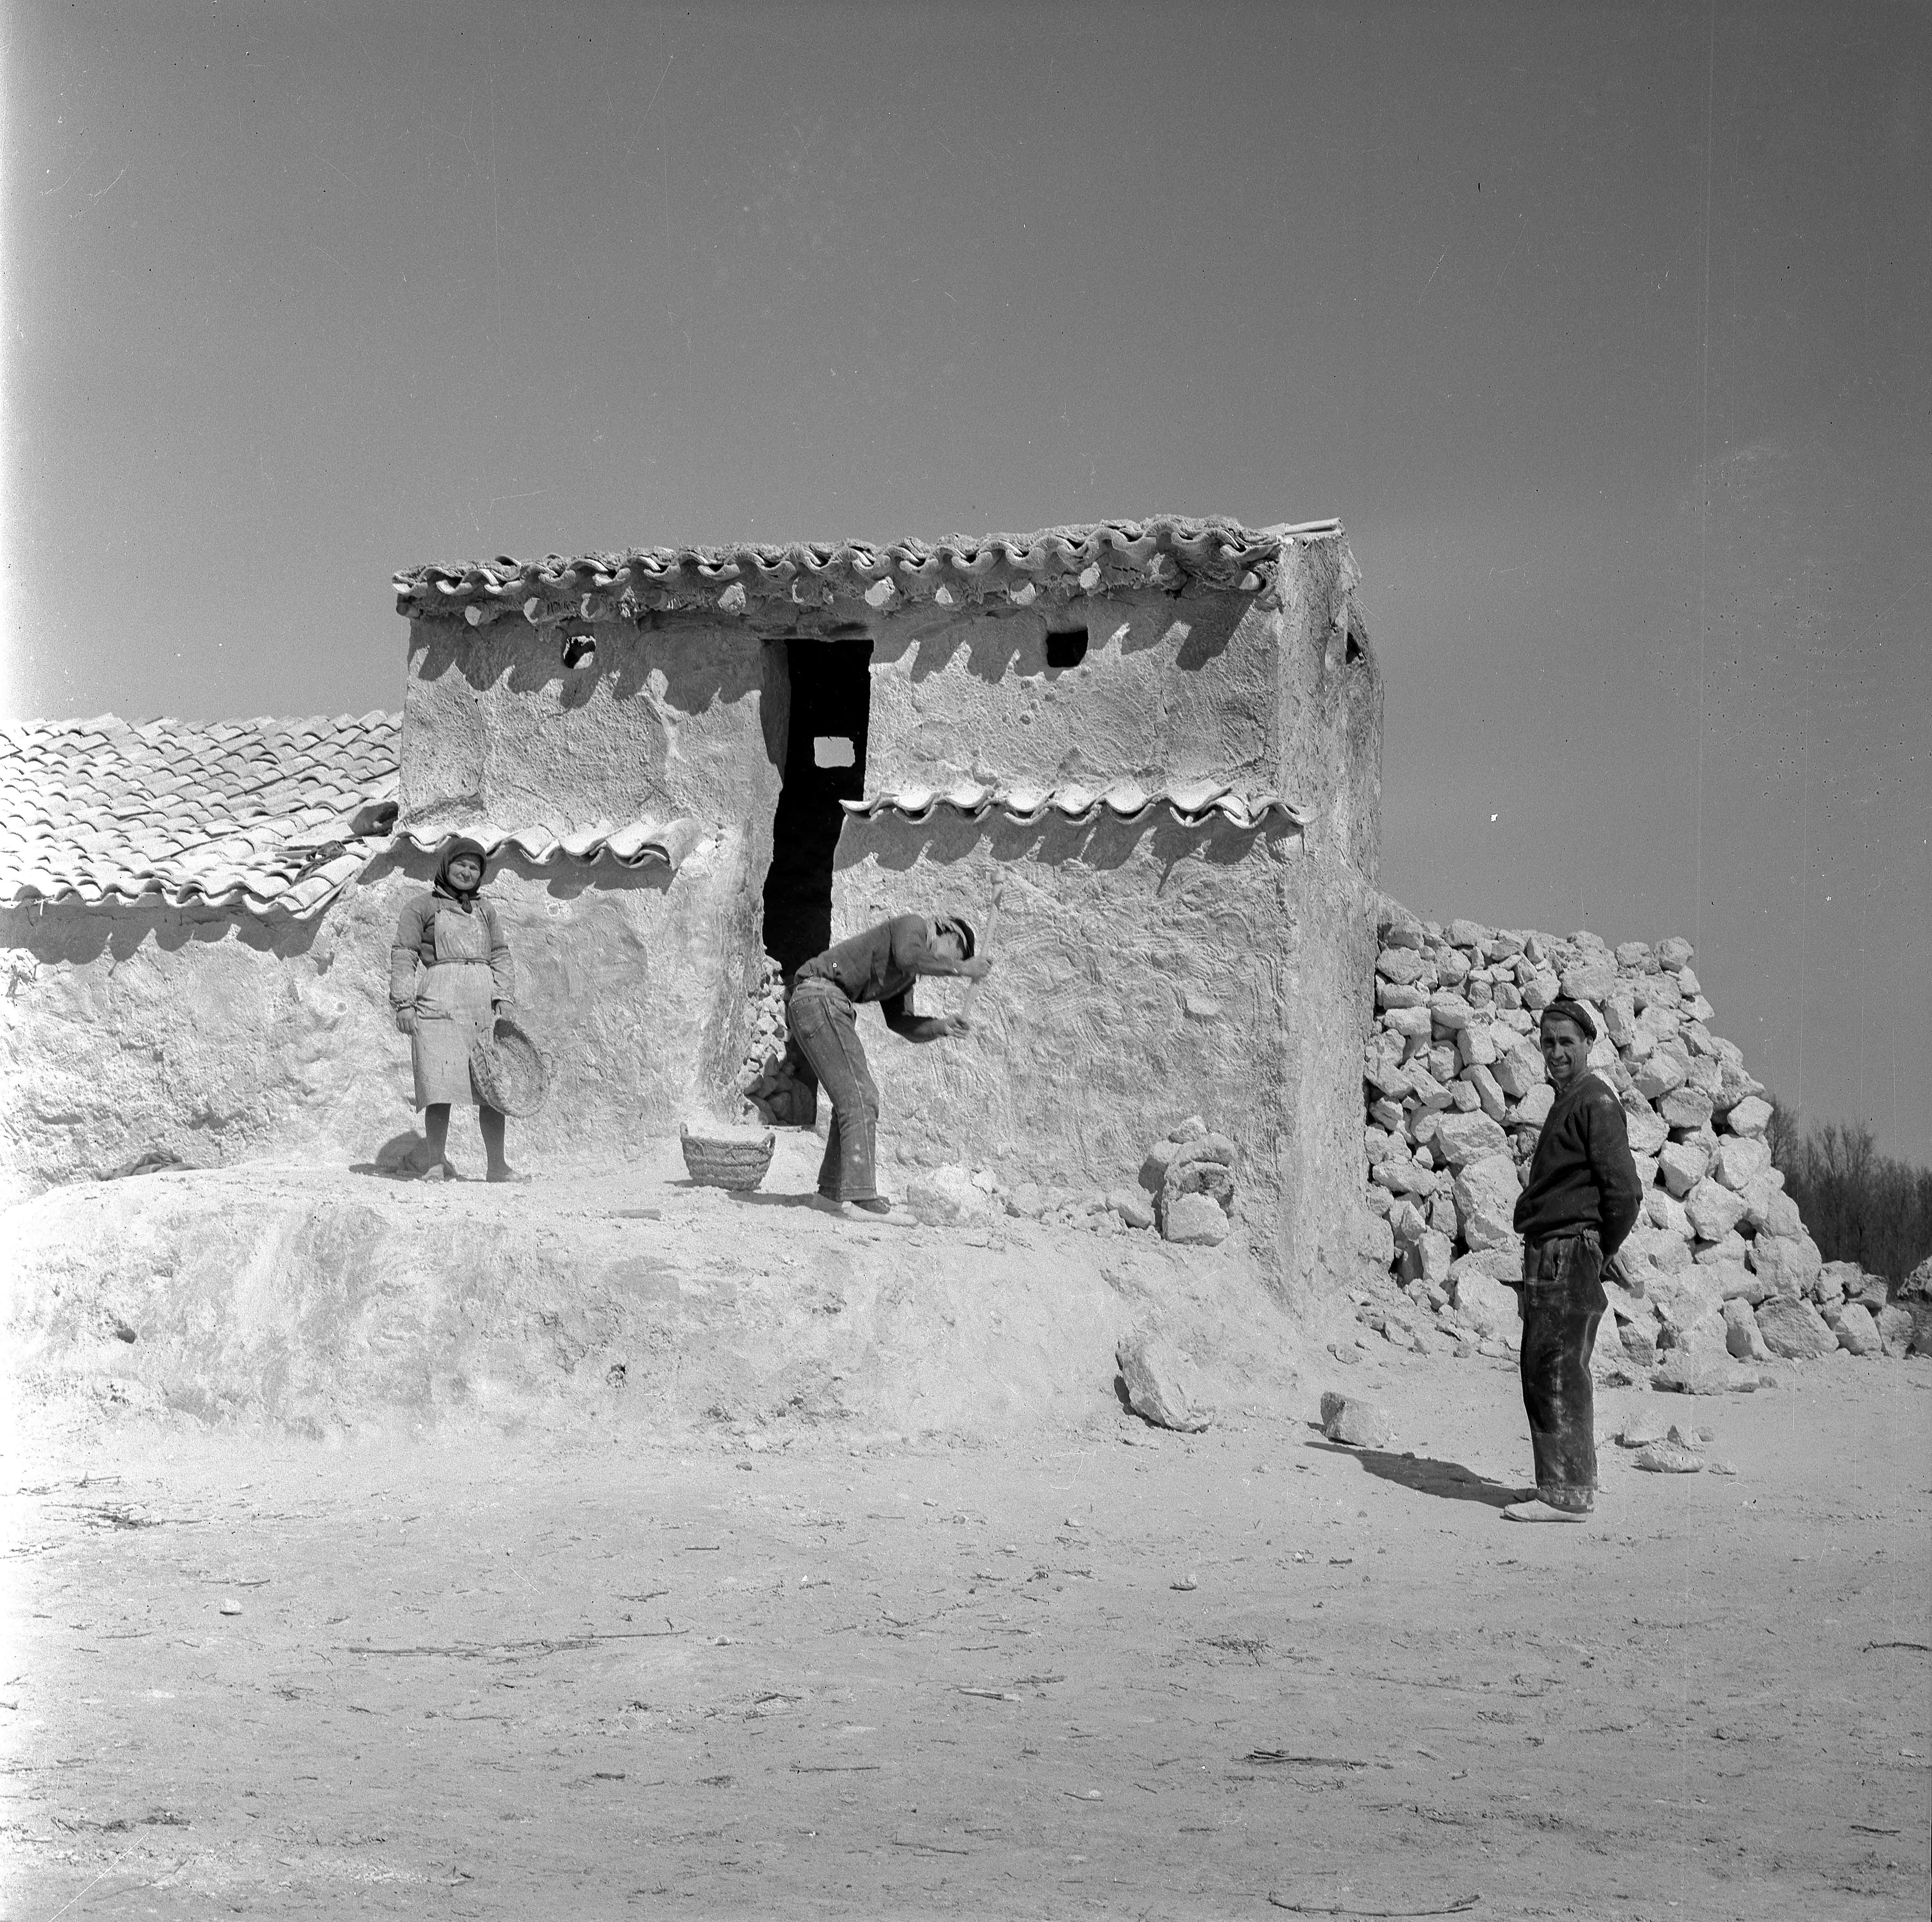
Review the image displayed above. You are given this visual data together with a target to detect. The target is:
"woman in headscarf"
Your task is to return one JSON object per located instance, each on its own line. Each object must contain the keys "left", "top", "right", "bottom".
{"left": 388, "top": 837, "right": 519, "bottom": 1181}
{"left": 1503, "top": 997, "right": 1643, "bottom": 1522}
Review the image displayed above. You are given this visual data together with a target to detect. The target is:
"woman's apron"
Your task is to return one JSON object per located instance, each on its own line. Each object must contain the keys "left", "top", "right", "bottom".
{"left": 410, "top": 902, "right": 496, "bottom": 1109}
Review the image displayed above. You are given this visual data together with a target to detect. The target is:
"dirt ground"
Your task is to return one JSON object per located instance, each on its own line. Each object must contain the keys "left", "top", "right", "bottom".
{"left": 5, "top": 1329, "right": 1929, "bottom": 1920}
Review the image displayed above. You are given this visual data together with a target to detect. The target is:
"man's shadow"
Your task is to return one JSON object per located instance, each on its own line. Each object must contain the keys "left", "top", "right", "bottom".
{"left": 1304, "top": 1438, "right": 1519, "bottom": 1507}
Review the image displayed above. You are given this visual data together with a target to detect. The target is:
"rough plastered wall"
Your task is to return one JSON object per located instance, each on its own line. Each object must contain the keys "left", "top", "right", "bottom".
{"left": 399, "top": 611, "right": 786, "bottom": 836}
{"left": 832, "top": 538, "right": 1383, "bottom": 1311}
{"left": 830, "top": 825, "right": 1377, "bottom": 1310}
{"left": 0, "top": 838, "right": 759, "bottom": 1205}
{"left": 865, "top": 584, "right": 1276, "bottom": 791}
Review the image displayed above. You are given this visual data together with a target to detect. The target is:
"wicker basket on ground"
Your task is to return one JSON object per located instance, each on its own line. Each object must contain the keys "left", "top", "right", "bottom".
{"left": 469, "top": 1017, "right": 552, "bottom": 1119}
{"left": 680, "top": 1125, "right": 776, "bottom": 1192}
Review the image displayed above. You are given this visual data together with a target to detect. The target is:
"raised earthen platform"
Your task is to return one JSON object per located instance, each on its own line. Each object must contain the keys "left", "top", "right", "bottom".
{"left": 2, "top": 1140, "right": 1324, "bottom": 1441}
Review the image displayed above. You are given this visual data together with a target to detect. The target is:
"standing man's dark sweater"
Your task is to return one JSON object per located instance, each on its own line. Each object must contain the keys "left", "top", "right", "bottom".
{"left": 1512, "top": 1073, "right": 1643, "bottom": 1256}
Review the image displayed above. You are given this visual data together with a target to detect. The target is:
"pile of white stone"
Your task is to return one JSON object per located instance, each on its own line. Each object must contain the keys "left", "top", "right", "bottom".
{"left": 738, "top": 955, "right": 790, "bottom": 1094}
{"left": 1354, "top": 908, "right": 1918, "bottom": 1382}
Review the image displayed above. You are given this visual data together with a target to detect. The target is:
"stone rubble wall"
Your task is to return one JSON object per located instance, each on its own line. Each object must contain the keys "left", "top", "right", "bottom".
{"left": 1351, "top": 905, "right": 1920, "bottom": 1378}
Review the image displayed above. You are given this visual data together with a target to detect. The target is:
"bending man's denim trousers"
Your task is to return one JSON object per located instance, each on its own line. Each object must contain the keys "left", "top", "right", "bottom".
{"left": 786, "top": 978, "right": 881, "bottom": 1203}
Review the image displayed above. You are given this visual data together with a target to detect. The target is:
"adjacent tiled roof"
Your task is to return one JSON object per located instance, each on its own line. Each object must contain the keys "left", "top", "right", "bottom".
{"left": 0, "top": 712, "right": 401, "bottom": 916}
{"left": 394, "top": 515, "right": 1344, "bottom": 627}
{"left": 842, "top": 781, "right": 1304, "bottom": 830}
{"left": 0, "top": 715, "right": 704, "bottom": 918}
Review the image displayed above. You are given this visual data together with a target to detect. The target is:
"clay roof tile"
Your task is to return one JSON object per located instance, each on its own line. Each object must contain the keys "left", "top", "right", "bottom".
{"left": 394, "top": 513, "right": 1338, "bottom": 625}
{"left": 0, "top": 711, "right": 403, "bottom": 919}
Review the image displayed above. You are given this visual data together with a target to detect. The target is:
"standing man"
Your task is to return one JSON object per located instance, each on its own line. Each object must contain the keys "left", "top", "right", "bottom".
{"left": 787, "top": 912, "right": 991, "bottom": 1214}
{"left": 1504, "top": 997, "right": 1643, "bottom": 1523}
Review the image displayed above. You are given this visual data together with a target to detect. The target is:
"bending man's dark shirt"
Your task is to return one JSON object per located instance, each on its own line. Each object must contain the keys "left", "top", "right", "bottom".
{"left": 794, "top": 913, "right": 954, "bottom": 1042}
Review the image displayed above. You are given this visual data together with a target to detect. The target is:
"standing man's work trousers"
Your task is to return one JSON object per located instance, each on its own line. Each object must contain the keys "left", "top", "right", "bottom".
{"left": 786, "top": 978, "right": 881, "bottom": 1203}
{"left": 1515, "top": 1229, "right": 1609, "bottom": 1512}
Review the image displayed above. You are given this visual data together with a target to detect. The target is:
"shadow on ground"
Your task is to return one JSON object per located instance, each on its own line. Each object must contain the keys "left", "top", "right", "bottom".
{"left": 1305, "top": 1438, "right": 1520, "bottom": 1507}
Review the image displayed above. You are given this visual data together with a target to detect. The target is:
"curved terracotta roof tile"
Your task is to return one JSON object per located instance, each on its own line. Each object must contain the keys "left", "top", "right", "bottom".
{"left": 391, "top": 816, "right": 703, "bottom": 872}
{"left": 394, "top": 514, "right": 1342, "bottom": 626}
{"left": 841, "top": 782, "right": 1305, "bottom": 831}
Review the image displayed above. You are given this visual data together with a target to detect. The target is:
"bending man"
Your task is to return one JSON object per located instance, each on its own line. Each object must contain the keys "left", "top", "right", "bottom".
{"left": 1504, "top": 996, "right": 1642, "bottom": 1523}
{"left": 787, "top": 913, "right": 991, "bottom": 1214}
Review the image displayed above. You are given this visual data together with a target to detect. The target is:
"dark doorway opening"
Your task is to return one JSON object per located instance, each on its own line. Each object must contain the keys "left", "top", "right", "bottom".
{"left": 762, "top": 637, "right": 872, "bottom": 981}
{"left": 1045, "top": 621, "right": 1089, "bottom": 670}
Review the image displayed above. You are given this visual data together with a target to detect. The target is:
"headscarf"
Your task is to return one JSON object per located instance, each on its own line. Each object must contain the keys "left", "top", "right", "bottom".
{"left": 434, "top": 836, "right": 489, "bottom": 904}
{"left": 935, "top": 913, "right": 977, "bottom": 961}
{"left": 1540, "top": 997, "right": 1599, "bottom": 1041}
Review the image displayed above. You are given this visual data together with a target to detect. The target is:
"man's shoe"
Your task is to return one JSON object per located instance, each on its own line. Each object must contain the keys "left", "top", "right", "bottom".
{"left": 1502, "top": 1498, "right": 1588, "bottom": 1523}
{"left": 849, "top": 1195, "right": 893, "bottom": 1215}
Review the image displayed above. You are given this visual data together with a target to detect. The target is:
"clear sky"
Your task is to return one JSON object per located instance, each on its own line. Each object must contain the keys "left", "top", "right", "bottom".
{"left": 4, "top": 0, "right": 1927, "bottom": 1157}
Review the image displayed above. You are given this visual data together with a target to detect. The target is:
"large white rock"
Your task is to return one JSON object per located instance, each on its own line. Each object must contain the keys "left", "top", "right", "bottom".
{"left": 1649, "top": 1266, "right": 1724, "bottom": 1332}
{"left": 1451, "top": 1268, "right": 1521, "bottom": 1342}
{"left": 1371, "top": 1157, "right": 1431, "bottom": 1198}
{"left": 1492, "top": 1038, "right": 1545, "bottom": 1100}
{"left": 1636, "top": 985, "right": 1682, "bottom": 1026}
{"left": 1430, "top": 1110, "right": 1510, "bottom": 1168}
{"left": 1560, "top": 953, "right": 1617, "bottom": 1002}
{"left": 1717, "top": 1062, "right": 1765, "bottom": 1113}
{"left": 1752, "top": 1230, "right": 1823, "bottom": 1298}
{"left": 1685, "top": 1178, "right": 1748, "bottom": 1243}
{"left": 1723, "top": 1297, "right": 1772, "bottom": 1361}
{"left": 1876, "top": 1305, "right": 1917, "bottom": 1357}
{"left": 1377, "top": 947, "right": 1427, "bottom": 985}
{"left": 1161, "top": 1192, "right": 1229, "bottom": 1247}
{"left": 1718, "top": 1265, "right": 1770, "bottom": 1305}
{"left": 1116, "top": 1330, "right": 1210, "bottom": 1431}
{"left": 1668, "top": 1306, "right": 1732, "bottom": 1364}
{"left": 1451, "top": 1242, "right": 1524, "bottom": 1284}
{"left": 1386, "top": 1004, "right": 1433, "bottom": 1041}
{"left": 1512, "top": 1085, "right": 1556, "bottom": 1129}
{"left": 1725, "top": 1095, "right": 1773, "bottom": 1139}
{"left": 1452, "top": 1152, "right": 1521, "bottom": 1252}
{"left": 1602, "top": 997, "right": 1639, "bottom": 1046}
{"left": 1658, "top": 1139, "right": 1711, "bottom": 1198}
{"left": 1320, "top": 1392, "right": 1394, "bottom": 1448}
{"left": 1692, "top": 1231, "right": 1752, "bottom": 1269}
{"left": 1658, "top": 936, "right": 1694, "bottom": 971}
{"left": 1407, "top": 1066, "right": 1454, "bottom": 1112}
{"left": 1660, "top": 1085, "right": 1716, "bottom": 1133}
{"left": 1644, "top": 1188, "right": 1694, "bottom": 1237}
{"left": 1519, "top": 971, "right": 1558, "bottom": 1013}
{"left": 1633, "top": 1046, "right": 1690, "bottom": 1101}
{"left": 1464, "top": 1062, "right": 1508, "bottom": 1122}
{"left": 1625, "top": 1221, "right": 1692, "bottom": 1275}
{"left": 1712, "top": 1136, "right": 1772, "bottom": 1191}
{"left": 1624, "top": 1102, "right": 1670, "bottom": 1157}
{"left": 1835, "top": 1303, "right": 1883, "bottom": 1357}
{"left": 1755, "top": 1293, "right": 1836, "bottom": 1359}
